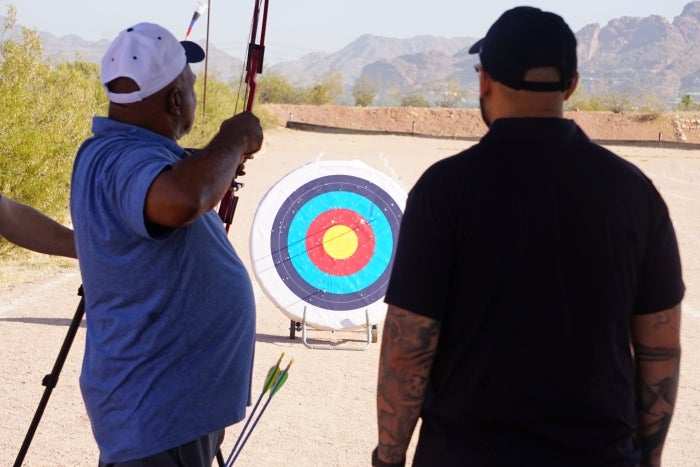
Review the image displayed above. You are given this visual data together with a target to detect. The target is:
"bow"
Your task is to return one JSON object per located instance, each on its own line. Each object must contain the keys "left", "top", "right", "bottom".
{"left": 217, "top": 0, "right": 270, "bottom": 232}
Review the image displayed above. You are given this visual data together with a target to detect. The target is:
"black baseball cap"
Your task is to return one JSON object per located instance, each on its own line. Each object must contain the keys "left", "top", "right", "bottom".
{"left": 468, "top": 6, "right": 577, "bottom": 92}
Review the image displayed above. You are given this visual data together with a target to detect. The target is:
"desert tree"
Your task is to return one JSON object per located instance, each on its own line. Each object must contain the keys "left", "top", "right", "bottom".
{"left": 258, "top": 71, "right": 305, "bottom": 104}
{"left": 435, "top": 78, "right": 465, "bottom": 108}
{"left": 305, "top": 69, "right": 344, "bottom": 105}
{"left": 400, "top": 92, "right": 430, "bottom": 108}
{"left": 352, "top": 75, "right": 379, "bottom": 107}
{"left": 677, "top": 94, "right": 700, "bottom": 111}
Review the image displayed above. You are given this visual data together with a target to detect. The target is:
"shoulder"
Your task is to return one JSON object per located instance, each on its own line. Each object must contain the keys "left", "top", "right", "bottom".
{"left": 588, "top": 143, "right": 657, "bottom": 189}
{"left": 77, "top": 130, "right": 180, "bottom": 167}
{"left": 420, "top": 145, "right": 484, "bottom": 181}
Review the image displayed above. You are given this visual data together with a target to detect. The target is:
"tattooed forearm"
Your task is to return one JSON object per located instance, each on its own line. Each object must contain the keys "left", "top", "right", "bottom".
{"left": 376, "top": 305, "right": 440, "bottom": 463}
{"left": 632, "top": 305, "right": 682, "bottom": 467}
{"left": 634, "top": 343, "right": 680, "bottom": 467}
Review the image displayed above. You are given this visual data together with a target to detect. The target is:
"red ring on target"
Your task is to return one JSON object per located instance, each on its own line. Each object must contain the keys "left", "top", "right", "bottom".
{"left": 305, "top": 208, "right": 375, "bottom": 276}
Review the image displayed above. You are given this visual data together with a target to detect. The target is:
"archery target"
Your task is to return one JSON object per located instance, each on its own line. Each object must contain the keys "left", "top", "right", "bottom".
{"left": 250, "top": 160, "right": 407, "bottom": 331}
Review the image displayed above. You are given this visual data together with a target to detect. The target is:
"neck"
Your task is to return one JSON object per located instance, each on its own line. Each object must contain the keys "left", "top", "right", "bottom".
{"left": 490, "top": 85, "right": 566, "bottom": 121}
{"left": 481, "top": 67, "right": 576, "bottom": 122}
{"left": 108, "top": 103, "right": 177, "bottom": 140}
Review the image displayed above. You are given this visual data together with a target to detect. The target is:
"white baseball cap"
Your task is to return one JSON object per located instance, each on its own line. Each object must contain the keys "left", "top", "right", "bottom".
{"left": 101, "top": 22, "right": 205, "bottom": 104}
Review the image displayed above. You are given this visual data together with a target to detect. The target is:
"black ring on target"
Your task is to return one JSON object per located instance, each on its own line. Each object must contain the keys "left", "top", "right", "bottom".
{"left": 270, "top": 174, "right": 402, "bottom": 311}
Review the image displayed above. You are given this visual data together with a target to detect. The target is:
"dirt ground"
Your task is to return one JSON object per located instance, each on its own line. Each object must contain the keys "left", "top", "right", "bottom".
{"left": 1, "top": 110, "right": 700, "bottom": 466}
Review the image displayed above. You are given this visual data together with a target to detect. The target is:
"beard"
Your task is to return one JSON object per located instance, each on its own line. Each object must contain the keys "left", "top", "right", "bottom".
{"left": 479, "top": 97, "right": 491, "bottom": 128}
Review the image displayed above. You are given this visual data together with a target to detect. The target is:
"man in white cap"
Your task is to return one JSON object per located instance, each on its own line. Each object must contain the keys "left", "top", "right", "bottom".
{"left": 375, "top": 6, "right": 683, "bottom": 467}
{"left": 70, "top": 22, "right": 263, "bottom": 466}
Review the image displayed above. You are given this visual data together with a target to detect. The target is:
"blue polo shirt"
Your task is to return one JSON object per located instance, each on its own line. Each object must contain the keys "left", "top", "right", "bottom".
{"left": 70, "top": 117, "right": 255, "bottom": 463}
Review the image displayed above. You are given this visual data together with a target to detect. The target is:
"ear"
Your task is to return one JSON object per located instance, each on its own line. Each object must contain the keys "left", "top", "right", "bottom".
{"left": 563, "top": 73, "right": 579, "bottom": 100}
{"left": 479, "top": 69, "right": 493, "bottom": 98}
{"left": 168, "top": 87, "right": 182, "bottom": 115}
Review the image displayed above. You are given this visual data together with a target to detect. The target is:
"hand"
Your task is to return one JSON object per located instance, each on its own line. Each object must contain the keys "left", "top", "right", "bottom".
{"left": 372, "top": 447, "right": 405, "bottom": 467}
{"left": 236, "top": 153, "right": 256, "bottom": 177}
{"left": 217, "top": 111, "right": 263, "bottom": 161}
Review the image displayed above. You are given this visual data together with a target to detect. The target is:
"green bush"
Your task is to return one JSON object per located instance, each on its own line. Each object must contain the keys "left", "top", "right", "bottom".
{"left": 677, "top": 94, "right": 700, "bottom": 111}
{"left": 0, "top": 5, "right": 274, "bottom": 257}
{"left": 258, "top": 72, "right": 306, "bottom": 104}
{"left": 400, "top": 93, "right": 430, "bottom": 108}
{"left": 0, "top": 7, "right": 104, "bottom": 256}
{"left": 566, "top": 86, "right": 669, "bottom": 115}
{"left": 258, "top": 69, "right": 343, "bottom": 105}
{"left": 180, "top": 73, "right": 276, "bottom": 149}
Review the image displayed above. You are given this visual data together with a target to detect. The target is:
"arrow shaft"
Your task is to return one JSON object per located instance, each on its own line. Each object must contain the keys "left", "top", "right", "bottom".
{"left": 226, "top": 354, "right": 285, "bottom": 465}
{"left": 225, "top": 392, "right": 265, "bottom": 466}
{"left": 228, "top": 392, "right": 276, "bottom": 466}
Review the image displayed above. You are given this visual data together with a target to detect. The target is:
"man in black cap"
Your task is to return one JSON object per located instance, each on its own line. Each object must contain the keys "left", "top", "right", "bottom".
{"left": 374, "top": 6, "right": 683, "bottom": 467}
{"left": 71, "top": 23, "right": 263, "bottom": 466}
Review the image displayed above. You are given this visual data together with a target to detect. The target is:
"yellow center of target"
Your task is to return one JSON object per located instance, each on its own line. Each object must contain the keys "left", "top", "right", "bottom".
{"left": 322, "top": 225, "right": 358, "bottom": 260}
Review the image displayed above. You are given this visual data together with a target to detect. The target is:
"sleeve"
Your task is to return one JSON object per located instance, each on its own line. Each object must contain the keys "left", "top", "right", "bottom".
{"left": 634, "top": 189, "right": 685, "bottom": 315}
{"left": 108, "top": 145, "right": 175, "bottom": 239}
{"left": 385, "top": 168, "right": 459, "bottom": 321}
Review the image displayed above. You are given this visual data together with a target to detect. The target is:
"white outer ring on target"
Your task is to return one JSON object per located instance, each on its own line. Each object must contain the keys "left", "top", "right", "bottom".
{"left": 249, "top": 160, "right": 407, "bottom": 331}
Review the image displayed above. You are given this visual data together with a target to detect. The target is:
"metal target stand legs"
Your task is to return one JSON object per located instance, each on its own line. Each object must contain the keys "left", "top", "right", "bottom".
{"left": 288, "top": 308, "right": 378, "bottom": 351}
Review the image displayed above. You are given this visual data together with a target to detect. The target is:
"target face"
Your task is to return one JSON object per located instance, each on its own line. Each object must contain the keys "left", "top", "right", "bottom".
{"left": 250, "top": 160, "right": 407, "bottom": 330}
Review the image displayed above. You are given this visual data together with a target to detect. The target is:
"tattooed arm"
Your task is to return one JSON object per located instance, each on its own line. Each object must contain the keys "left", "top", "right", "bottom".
{"left": 632, "top": 304, "right": 682, "bottom": 467}
{"left": 375, "top": 304, "right": 440, "bottom": 465}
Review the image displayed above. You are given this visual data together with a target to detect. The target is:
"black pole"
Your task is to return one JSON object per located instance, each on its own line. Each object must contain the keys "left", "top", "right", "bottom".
{"left": 14, "top": 287, "right": 85, "bottom": 467}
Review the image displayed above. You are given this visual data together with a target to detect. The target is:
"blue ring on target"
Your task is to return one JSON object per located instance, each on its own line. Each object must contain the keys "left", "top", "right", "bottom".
{"left": 288, "top": 192, "right": 392, "bottom": 290}
{"left": 270, "top": 174, "right": 403, "bottom": 311}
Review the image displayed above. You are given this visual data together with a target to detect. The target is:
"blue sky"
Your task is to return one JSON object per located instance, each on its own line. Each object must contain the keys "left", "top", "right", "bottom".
{"left": 2, "top": 1, "right": 694, "bottom": 64}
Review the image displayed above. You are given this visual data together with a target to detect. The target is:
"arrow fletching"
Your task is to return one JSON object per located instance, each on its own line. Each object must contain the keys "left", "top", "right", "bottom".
{"left": 271, "top": 360, "right": 293, "bottom": 396}
{"left": 270, "top": 372, "right": 288, "bottom": 396}
{"left": 195, "top": 0, "right": 208, "bottom": 15}
{"left": 262, "top": 353, "right": 284, "bottom": 393}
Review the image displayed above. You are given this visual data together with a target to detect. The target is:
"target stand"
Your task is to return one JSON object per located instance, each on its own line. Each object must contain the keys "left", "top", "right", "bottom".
{"left": 250, "top": 160, "right": 406, "bottom": 350}
{"left": 288, "top": 308, "right": 377, "bottom": 351}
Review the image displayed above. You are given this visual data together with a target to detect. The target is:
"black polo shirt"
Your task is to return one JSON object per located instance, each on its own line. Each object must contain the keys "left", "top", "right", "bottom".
{"left": 386, "top": 118, "right": 684, "bottom": 466}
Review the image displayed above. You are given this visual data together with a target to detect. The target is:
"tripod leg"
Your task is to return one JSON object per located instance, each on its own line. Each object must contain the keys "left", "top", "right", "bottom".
{"left": 14, "top": 287, "right": 85, "bottom": 467}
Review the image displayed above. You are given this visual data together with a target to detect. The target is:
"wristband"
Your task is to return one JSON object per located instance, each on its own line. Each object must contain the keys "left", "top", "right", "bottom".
{"left": 371, "top": 446, "right": 405, "bottom": 467}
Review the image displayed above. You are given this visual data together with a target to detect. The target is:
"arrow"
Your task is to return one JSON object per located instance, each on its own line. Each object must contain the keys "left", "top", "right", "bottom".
{"left": 225, "top": 353, "right": 283, "bottom": 464}
{"left": 184, "top": 0, "right": 209, "bottom": 40}
{"left": 225, "top": 354, "right": 292, "bottom": 466}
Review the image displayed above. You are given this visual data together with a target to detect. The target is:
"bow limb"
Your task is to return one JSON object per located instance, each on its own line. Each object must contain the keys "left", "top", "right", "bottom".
{"left": 245, "top": 0, "right": 270, "bottom": 111}
{"left": 218, "top": 0, "right": 270, "bottom": 230}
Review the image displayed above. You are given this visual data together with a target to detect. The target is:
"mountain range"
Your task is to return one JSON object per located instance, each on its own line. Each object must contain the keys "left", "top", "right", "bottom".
{"left": 8, "top": 1, "right": 700, "bottom": 106}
